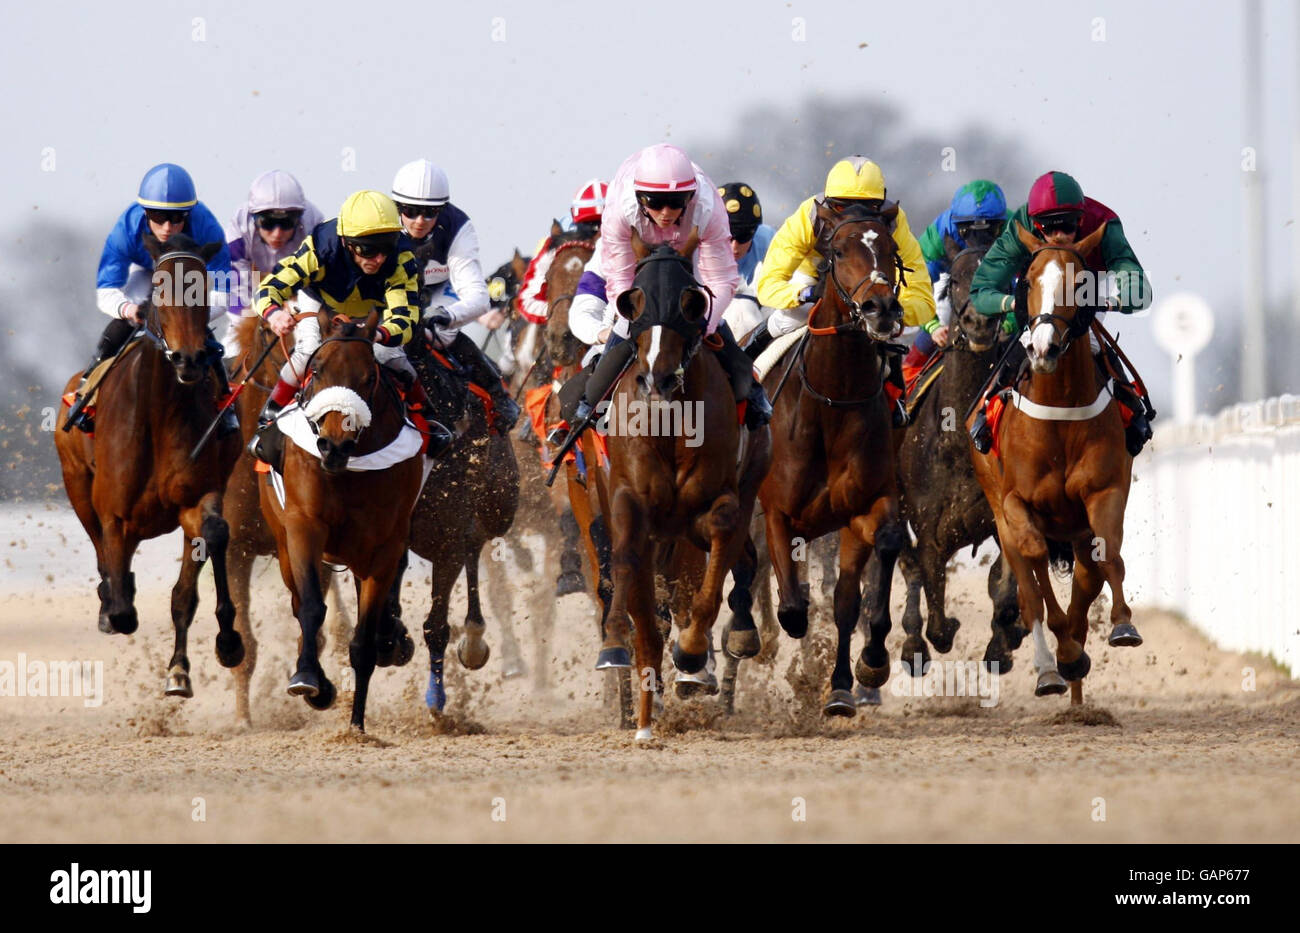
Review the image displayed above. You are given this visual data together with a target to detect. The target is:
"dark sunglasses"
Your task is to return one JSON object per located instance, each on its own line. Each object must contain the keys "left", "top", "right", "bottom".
{"left": 637, "top": 192, "right": 693, "bottom": 212}
{"left": 731, "top": 229, "right": 757, "bottom": 246}
{"left": 256, "top": 211, "right": 302, "bottom": 231}
{"left": 146, "top": 209, "right": 189, "bottom": 225}
{"left": 1036, "top": 215, "right": 1081, "bottom": 235}
{"left": 346, "top": 239, "right": 394, "bottom": 258}
{"left": 398, "top": 203, "right": 442, "bottom": 219}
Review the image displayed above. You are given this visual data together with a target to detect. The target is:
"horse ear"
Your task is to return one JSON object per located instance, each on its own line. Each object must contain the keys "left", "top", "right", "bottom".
{"left": 550, "top": 219, "right": 564, "bottom": 238}
{"left": 198, "top": 241, "right": 223, "bottom": 263}
{"left": 680, "top": 287, "right": 709, "bottom": 324}
{"left": 878, "top": 202, "right": 899, "bottom": 230}
{"left": 942, "top": 232, "right": 961, "bottom": 263}
{"left": 630, "top": 228, "right": 650, "bottom": 261}
{"left": 142, "top": 231, "right": 164, "bottom": 261}
{"left": 1075, "top": 221, "right": 1107, "bottom": 257}
{"left": 363, "top": 309, "right": 381, "bottom": 340}
{"left": 1014, "top": 221, "right": 1039, "bottom": 252}
{"left": 317, "top": 306, "right": 333, "bottom": 338}
{"left": 615, "top": 287, "right": 646, "bottom": 321}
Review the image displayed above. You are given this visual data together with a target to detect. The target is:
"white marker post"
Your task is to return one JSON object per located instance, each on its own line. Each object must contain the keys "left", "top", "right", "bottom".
{"left": 1151, "top": 293, "right": 1214, "bottom": 424}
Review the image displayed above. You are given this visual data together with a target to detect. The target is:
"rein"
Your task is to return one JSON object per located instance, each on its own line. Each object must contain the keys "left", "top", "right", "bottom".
{"left": 296, "top": 329, "right": 401, "bottom": 452}
{"left": 1024, "top": 243, "right": 1097, "bottom": 356}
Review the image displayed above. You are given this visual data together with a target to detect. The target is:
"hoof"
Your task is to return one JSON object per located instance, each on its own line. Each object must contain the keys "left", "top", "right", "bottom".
{"left": 98, "top": 612, "right": 114, "bottom": 635}
{"left": 1035, "top": 670, "right": 1068, "bottom": 696}
{"left": 501, "top": 654, "right": 527, "bottom": 680}
{"left": 109, "top": 609, "right": 138, "bottom": 636}
{"left": 899, "top": 638, "right": 930, "bottom": 677}
{"left": 927, "top": 617, "right": 960, "bottom": 654}
{"left": 555, "top": 570, "right": 585, "bottom": 598}
{"left": 982, "top": 653, "right": 1013, "bottom": 674}
{"left": 853, "top": 684, "right": 882, "bottom": 707}
{"left": 595, "top": 646, "right": 632, "bottom": 670}
{"left": 824, "top": 689, "right": 858, "bottom": 717}
{"left": 425, "top": 661, "right": 446, "bottom": 712}
{"left": 722, "top": 622, "right": 761, "bottom": 660}
{"left": 456, "top": 634, "right": 490, "bottom": 671}
{"left": 164, "top": 667, "right": 192, "bottom": 698}
{"left": 634, "top": 726, "right": 654, "bottom": 742}
{"left": 1108, "top": 622, "right": 1143, "bottom": 647}
{"left": 671, "top": 641, "right": 708, "bottom": 674}
{"left": 377, "top": 631, "right": 415, "bottom": 668}
{"left": 674, "top": 667, "right": 719, "bottom": 698}
{"left": 305, "top": 675, "right": 336, "bottom": 710}
{"left": 215, "top": 630, "right": 245, "bottom": 669}
{"left": 854, "top": 654, "right": 891, "bottom": 689}
{"left": 1057, "top": 651, "right": 1091, "bottom": 682}
{"left": 777, "top": 604, "right": 809, "bottom": 639}
{"left": 287, "top": 669, "right": 320, "bottom": 698}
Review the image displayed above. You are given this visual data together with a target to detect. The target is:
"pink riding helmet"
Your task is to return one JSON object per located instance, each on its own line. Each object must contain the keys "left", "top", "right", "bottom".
{"left": 633, "top": 144, "right": 698, "bottom": 193}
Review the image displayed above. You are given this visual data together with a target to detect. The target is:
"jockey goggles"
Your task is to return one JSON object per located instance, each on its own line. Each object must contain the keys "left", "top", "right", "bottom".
{"left": 637, "top": 190, "right": 694, "bottom": 212}
{"left": 256, "top": 210, "right": 302, "bottom": 231}
{"left": 345, "top": 233, "right": 399, "bottom": 258}
{"left": 145, "top": 208, "right": 190, "bottom": 225}
{"left": 398, "top": 203, "right": 442, "bottom": 220}
{"left": 1034, "top": 211, "right": 1082, "bottom": 236}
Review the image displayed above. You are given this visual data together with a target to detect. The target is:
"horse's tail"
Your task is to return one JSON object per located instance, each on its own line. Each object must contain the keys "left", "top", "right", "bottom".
{"left": 1047, "top": 537, "right": 1075, "bottom": 579}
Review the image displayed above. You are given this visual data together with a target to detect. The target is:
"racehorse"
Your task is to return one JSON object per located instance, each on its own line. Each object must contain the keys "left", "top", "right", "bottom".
{"left": 54, "top": 233, "right": 245, "bottom": 696}
{"left": 968, "top": 222, "right": 1140, "bottom": 705}
{"left": 259, "top": 309, "right": 424, "bottom": 730}
{"left": 758, "top": 207, "right": 908, "bottom": 717}
{"left": 223, "top": 311, "right": 355, "bottom": 725}
{"left": 890, "top": 243, "right": 1024, "bottom": 675}
{"left": 602, "top": 246, "right": 771, "bottom": 740}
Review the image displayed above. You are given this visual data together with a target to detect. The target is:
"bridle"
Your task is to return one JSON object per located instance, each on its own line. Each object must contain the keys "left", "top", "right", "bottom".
{"left": 814, "top": 216, "right": 908, "bottom": 337}
{"left": 296, "top": 330, "right": 394, "bottom": 445}
{"left": 1024, "top": 243, "right": 1097, "bottom": 357}
{"left": 144, "top": 250, "right": 216, "bottom": 368}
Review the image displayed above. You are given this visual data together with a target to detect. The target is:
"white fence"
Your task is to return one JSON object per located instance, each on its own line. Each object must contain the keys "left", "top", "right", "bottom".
{"left": 1124, "top": 394, "right": 1300, "bottom": 678}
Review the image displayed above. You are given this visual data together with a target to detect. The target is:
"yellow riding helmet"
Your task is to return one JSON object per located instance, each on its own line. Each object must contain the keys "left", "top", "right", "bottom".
{"left": 338, "top": 190, "right": 402, "bottom": 238}
{"left": 824, "top": 156, "right": 886, "bottom": 200}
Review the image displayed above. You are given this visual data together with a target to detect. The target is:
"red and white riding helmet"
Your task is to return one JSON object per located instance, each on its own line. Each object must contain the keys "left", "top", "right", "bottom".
{"left": 632, "top": 144, "right": 698, "bottom": 194}
{"left": 570, "top": 179, "right": 609, "bottom": 224}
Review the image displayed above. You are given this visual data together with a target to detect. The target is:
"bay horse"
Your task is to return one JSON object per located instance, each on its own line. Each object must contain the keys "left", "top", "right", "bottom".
{"left": 603, "top": 246, "right": 772, "bottom": 741}
{"left": 890, "top": 243, "right": 1024, "bottom": 675}
{"left": 260, "top": 309, "right": 424, "bottom": 730}
{"left": 54, "top": 233, "right": 245, "bottom": 696}
{"left": 968, "top": 222, "right": 1139, "bottom": 705}
{"left": 758, "top": 207, "right": 908, "bottom": 717}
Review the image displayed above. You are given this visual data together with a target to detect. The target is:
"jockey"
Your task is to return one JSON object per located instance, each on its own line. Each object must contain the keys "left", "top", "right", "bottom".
{"left": 968, "top": 170, "right": 1154, "bottom": 456}
{"left": 902, "top": 179, "right": 1010, "bottom": 383}
{"left": 516, "top": 179, "right": 608, "bottom": 327}
{"left": 223, "top": 169, "right": 323, "bottom": 355}
{"left": 565, "top": 143, "right": 773, "bottom": 432}
{"left": 250, "top": 190, "right": 423, "bottom": 458}
{"left": 72, "top": 163, "right": 237, "bottom": 435}
{"left": 753, "top": 156, "right": 938, "bottom": 426}
{"left": 390, "top": 158, "right": 520, "bottom": 430}
{"left": 718, "top": 182, "right": 777, "bottom": 340}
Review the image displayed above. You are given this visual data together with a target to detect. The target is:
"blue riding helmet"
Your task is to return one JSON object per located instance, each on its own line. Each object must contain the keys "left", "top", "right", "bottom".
{"left": 949, "top": 180, "right": 1006, "bottom": 224}
{"left": 136, "top": 163, "right": 197, "bottom": 210}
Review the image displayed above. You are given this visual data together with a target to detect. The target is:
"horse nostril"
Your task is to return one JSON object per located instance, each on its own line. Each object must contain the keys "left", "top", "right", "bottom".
{"left": 317, "top": 438, "right": 331, "bottom": 455}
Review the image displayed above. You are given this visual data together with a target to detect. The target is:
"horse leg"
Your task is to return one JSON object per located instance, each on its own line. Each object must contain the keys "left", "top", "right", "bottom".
{"left": 764, "top": 508, "right": 808, "bottom": 638}
{"left": 997, "top": 497, "right": 1065, "bottom": 697}
{"left": 164, "top": 527, "right": 202, "bottom": 698}
{"left": 1084, "top": 488, "right": 1140, "bottom": 648}
{"left": 722, "top": 535, "right": 762, "bottom": 660}
{"left": 895, "top": 545, "right": 929, "bottom": 676}
{"left": 197, "top": 493, "right": 244, "bottom": 675}
{"left": 282, "top": 525, "right": 332, "bottom": 706}
{"left": 458, "top": 543, "right": 491, "bottom": 670}
{"left": 226, "top": 535, "right": 258, "bottom": 726}
{"left": 487, "top": 542, "right": 527, "bottom": 680}
{"left": 983, "top": 548, "right": 1024, "bottom": 673}
{"left": 1064, "top": 543, "right": 1106, "bottom": 707}
{"left": 374, "top": 550, "right": 413, "bottom": 669}
{"left": 100, "top": 517, "right": 140, "bottom": 635}
{"left": 675, "top": 493, "right": 743, "bottom": 673}
{"left": 827, "top": 528, "right": 871, "bottom": 717}
{"left": 64, "top": 465, "right": 111, "bottom": 633}
{"left": 423, "top": 548, "right": 464, "bottom": 713}
{"left": 851, "top": 498, "right": 905, "bottom": 692}
{"left": 350, "top": 563, "right": 401, "bottom": 733}
{"left": 556, "top": 507, "right": 587, "bottom": 596}
{"left": 627, "top": 553, "right": 661, "bottom": 742}
{"left": 599, "top": 487, "right": 644, "bottom": 672}
{"left": 918, "top": 541, "right": 960, "bottom": 656}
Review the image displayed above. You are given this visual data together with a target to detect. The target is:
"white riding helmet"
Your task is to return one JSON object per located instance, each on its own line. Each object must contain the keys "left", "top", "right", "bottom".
{"left": 247, "top": 169, "right": 308, "bottom": 213}
{"left": 392, "top": 159, "right": 450, "bottom": 207}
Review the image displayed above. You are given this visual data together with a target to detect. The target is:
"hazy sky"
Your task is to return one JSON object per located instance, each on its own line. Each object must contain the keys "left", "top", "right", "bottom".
{"left": 4, "top": 0, "right": 1298, "bottom": 398}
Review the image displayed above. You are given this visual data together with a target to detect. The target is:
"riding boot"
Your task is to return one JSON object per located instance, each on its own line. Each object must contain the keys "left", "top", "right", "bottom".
{"left": 576, "top": 336, "right": 636, "bottom": 422}
{"left": 883, "top": 348, "right": 909, "bottom": 428}
{"left": 970, "top": 338, "right": 1026, "bottom": 453}
{"left": 742, "top": 323, "right": 776, "bottom": 362}
{"left": 393, "top": 366, "right": 430, "bottom": 413}
{"left": 70, "top": 318, "right": 138, "bottom": 432}
{"left": 1097, "top": 349, "right": 1154, "bottom": 456}
{"left": 448, "top": 331, "right": 520, "bottom": 431}
{"left": 249, "top": 378, "right": 297, "bottom": 468}
{"left": 205, "top": 332, "right": 240, "bottom": 438}
{"left": 711, "top": 322, "right": 772, "bottom": 430}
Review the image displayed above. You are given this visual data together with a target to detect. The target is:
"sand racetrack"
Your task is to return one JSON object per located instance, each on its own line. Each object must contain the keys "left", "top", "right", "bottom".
{"left": 1, "top": 505, "right": 1297, "bottom": 843}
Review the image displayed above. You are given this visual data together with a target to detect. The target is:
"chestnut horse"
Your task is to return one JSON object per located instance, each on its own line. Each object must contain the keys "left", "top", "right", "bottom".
{"left": 759, "top": 208, "right": 908, "bottom": 717}
{"left": 968, "top": 222, "right": 1139, "bottom": 705}
{"left": 260, "top": 310, "right": 423, "bottom": 730}
{"left": 603, "top": 246, "right": 771, "bottom": 741}
{"left": 55, "top": 233, "right": 245, "bottom": 696}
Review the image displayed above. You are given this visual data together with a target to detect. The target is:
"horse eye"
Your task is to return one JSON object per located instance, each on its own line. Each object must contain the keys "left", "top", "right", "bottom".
{"left": 833, "top": 247, "right": 844, "bottom": 259}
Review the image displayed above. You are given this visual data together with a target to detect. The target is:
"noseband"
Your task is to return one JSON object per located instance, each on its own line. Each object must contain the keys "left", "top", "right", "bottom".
{"left": 1025, "top": 244, "right": 1097, "bottom": 355}
{"left": 819, "top": 218, "right": 907, "bottom": 337}
{"left": 297, "top": 332, "right": 387, "bottom": 443}
{"left": 145, "top": 250, "right": 214, "bottom": 366}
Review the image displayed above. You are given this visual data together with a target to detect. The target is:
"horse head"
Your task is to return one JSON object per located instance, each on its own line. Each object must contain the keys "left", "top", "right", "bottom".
{"left": 946, "top": 246, "right": 1001, "bottom": 353}
{"left": 816, "top": 204, "right": 904, "bottom": 340}
{"left": 1015, "top": 221, "right": 1108, "bottom": 374}
{"left": 143, "top": 232, "right": 223, "bottom": 385}
{"left": 303, "top": 309, "right": 380, "bottom": 474}
{"left": 543, "top": 238, "right": 596, "bottom": 367}
{"left": 616, "top": 246, "right": 709, "bottom": 402}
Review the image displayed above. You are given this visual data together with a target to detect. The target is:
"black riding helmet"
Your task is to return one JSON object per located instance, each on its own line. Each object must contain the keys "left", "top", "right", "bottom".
{"left": 718, "top": 182, "right": 762, "bottom": 243}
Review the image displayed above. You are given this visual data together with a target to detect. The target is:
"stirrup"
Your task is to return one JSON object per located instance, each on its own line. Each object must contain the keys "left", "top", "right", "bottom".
{"left": 546, "top": 424, "right": 570, "bottom": 448}
{"left": 970, "top": 410, "right": 992, "bottom": 454}
{"left": 891, "top": 398, "right": 910, "bottom": 429}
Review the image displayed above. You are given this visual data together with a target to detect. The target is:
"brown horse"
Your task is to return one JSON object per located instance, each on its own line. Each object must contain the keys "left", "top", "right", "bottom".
{"left": 968, "top": 222, "right": 1139, "bottom": 705}
{"left": 260, "top": 309, "right": 424, "bottom": 730}
{"left": 602, "top": 246, "right": 771, "bottom": 740}
{"left": 759, "top": 209, "right": 908, "bottom": 716}
{"left": 223, "top": 311, "right": 355, "bottom": 725}
{"left": 55, "top": 233, "right": 245, "bottom": 696}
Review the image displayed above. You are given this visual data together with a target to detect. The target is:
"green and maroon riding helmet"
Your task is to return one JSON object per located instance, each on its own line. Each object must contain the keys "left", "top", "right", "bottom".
{"left": 1027, "top": 170, "right": 1086, "bottom": 238}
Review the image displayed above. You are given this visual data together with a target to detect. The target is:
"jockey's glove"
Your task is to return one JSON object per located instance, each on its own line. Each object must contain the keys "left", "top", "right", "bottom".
{"left": 425, "top": 310, "right": 452, "bottom": 329}
{"left": 798, "top": 286, "right": 817, "bottom": 304}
